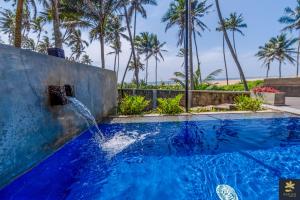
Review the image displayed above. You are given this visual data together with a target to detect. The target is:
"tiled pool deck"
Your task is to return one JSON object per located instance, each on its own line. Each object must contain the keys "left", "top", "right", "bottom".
{"left": 263, "top": 97, "right": 300, "bottom": 115}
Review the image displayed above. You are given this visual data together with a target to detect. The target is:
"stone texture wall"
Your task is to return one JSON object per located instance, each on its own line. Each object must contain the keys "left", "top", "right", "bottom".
{"left": 0, "top": 44, "right": 117, "bottom": 188}
{"left": 119, "top": 89, "right": 249, "bottom": 110}
{"left": 264, "top": 78, "right": 300, "bottom": 97}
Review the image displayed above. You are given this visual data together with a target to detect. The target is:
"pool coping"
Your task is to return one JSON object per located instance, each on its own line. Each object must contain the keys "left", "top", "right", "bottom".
{"left": 104, "top": 110, "right": 300, "bottom": 124}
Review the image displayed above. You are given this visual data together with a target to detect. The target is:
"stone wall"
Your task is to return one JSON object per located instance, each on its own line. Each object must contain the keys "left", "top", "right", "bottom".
{"left": 119, "top": 89, "right": 250, "bottom": 110}
{"left": 0, "top": 44, "right": 117, "bottom": 188}
{"left": 264, "top": 78, "right": 300, "bottom": 97}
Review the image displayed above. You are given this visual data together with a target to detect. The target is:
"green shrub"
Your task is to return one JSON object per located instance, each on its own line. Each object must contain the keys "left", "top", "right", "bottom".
{"left": 119, "top": 95, "right": 150, "bottom": 115}
{"left": 157, "top": 94, "right": 183, "bottom": 114}
{"left": 234, "top": 95, "right": 263, "bottom": 112}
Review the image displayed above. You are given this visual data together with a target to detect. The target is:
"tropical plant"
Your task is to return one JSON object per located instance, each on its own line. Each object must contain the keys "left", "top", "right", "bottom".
{"left": 157, "top": 94, "right": 183, "bottom": 114}
{"left": 128, "top": 55, "right": 145, "bottom": 82}
{"left": 67, "top": 29, "right": 89, "bottom": 61}
{"left": 37, "top": 35, "right": 52, "bottom": 54}
{"left": 268, "top": 34, "right": 297, "bottom": 78}
{"left": 81, "top": 54, "right": 93, "bottom": 65}
{"left": 214, "top": 0, "right": 248, "bottom": 91}
{"left": 279, "top": 1, "right": 300, "bottom": 77}
{"left": 256, "top": 42, "right": 276, "bottom": 78}
{"left": 135, "top": 32, "right": 155, "bottom": 83}
{"left": 0, "top": 9, "right": 16, "bottom": 45}
{"left": 225, "top": 12, "right": 247, "bottom": 55}
{"left": 234, "top": 95, "right": 262, "bottom": 112}
{"left": 171, "top": 67, "right": 223, "bottom": 89}
{"left": 128, "top": 0, "right": 157, "bottom": 37}
{"left": 30, "top": 16, "right": 47, "bottom": 46}
{"left": 119, "top": 95, "right": 150, "bottom": 115}
{"left": 147, "top": 34, "right": 167, "bottom": 86}
{"left": 216, "top": 20, "right": 230, "bottom": 85}
{"left": 162, "top": 0, "right": 212, "bottom": 89}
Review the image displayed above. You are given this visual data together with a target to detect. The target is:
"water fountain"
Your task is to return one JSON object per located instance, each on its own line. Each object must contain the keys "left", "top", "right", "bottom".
{"left": 48, "top": 85, "right": 104, "bottom": 140}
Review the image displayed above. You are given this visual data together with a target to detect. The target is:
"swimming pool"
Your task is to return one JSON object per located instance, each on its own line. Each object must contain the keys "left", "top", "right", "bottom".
{"left": 1, "top": 113, "right": 300, "bottom": 200}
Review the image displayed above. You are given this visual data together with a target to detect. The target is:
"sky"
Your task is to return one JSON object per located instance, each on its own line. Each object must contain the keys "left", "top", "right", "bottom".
{"left": 0, "top": 0, "right": 299, "bottom": 83}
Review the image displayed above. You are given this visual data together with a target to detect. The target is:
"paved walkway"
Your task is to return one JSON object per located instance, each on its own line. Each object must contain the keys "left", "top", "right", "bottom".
{"left": 263, "top": 97, "right": 300, "bottom": 115}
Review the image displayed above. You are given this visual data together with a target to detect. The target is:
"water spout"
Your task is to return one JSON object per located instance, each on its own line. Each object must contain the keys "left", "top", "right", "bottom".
{"left": 67, "top": 97, "right": 104, "bottom": 140}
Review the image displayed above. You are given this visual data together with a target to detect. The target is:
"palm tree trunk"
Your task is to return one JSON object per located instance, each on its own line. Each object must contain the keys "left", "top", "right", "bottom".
{"left": 121, "top": 53, "right": 133, "bottom": 89}
{"left": 222, "top": 35, "right": 229, "bottom": 85}
{"left": 146, "top": 54, "right": 149, "bottom": 84}
{"left": 232, "top": 31, "right": 237, "bottom": 56}
{"left": 279, "top": 60, "right": 282, "bottom": 78}
{"left": 133, "top": 9, "right": 137, "bottom": 38}
{"left": 297, "top": 35, "right": 300, "bottom": 77}
{"left": 124, "top": 6, "right": 139, "bottom": 88}
{"left": 117, "top": 52, "right": 120, "bottom": 79}
{"left": 188, "top": 0, "right": 194, "bottom": 90}
{"left": 155, "top": 55, "right": 158, "bottom": 86}
{"left": 14, "top": 0, "right": 24, "bottom": 48}
{"left": 266, "top": 63, "right": 270, "bottom": 78}
{"left": 52, "top": 0, "right": 63, "bottom": 49}
{"left": 193, "top": 29, "right": 202, "bottom": 84}
{"left": 99, "top": 33, "right": 105, "bottom": 68}
{"left": 215, "top": 0, "right": 249, "bottom": 91}
{"left": 113, "top": 52, "right": 117, "bottom": 72}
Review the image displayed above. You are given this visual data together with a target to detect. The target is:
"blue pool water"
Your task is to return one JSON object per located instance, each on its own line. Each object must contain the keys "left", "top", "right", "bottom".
{"left": 1, "top": 113, "right": 300, "bottom": 200}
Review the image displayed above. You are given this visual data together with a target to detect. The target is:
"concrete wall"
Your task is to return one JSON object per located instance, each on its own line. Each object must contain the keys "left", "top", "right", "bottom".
{"left": 0, "top": 44, "right": 117, "bottom": 188}
{"left": 264, "top": 78, "right": 300, "bottom": 97}
{"left": 119, "top": 89, "right": 250, "bottom": 109}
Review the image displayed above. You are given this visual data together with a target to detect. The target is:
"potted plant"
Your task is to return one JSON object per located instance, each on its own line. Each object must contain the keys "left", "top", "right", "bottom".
{"left": 251, "top": 86, "right": 285, "bottom": 106}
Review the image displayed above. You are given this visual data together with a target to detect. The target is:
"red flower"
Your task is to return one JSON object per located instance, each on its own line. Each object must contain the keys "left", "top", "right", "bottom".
{"left": 252, "top": 86, "right": 280, "bottom": 94}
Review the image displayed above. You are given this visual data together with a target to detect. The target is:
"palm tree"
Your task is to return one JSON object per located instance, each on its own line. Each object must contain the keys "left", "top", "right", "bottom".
{"left": 171, "top": 67, "right": 223, "bottom": 88}
{"left": 67, "top": 29, "right": 89, "bottom": 61}
{"left": 106, "top": 15, "right": 126, "bottom": 73}
{"left": 216, "top": 20, "right": 230, "bottom": 85}
{"left": 269, "top": 34, "right": 297, "bottom": 78}
{"left": 128, "top": 54, "right": 144, "bottom": 82}
{"left": 215, "top": 0, "right": 248, "bottom": 91}
{"left": 31, "top": 16, "right": 47, "bottom": 46}
{"left": 226, "top": 12, "right": 247, "bottom": 56}
{"left": 74, "top": 0, "right": 116, "bottom": 69}
{"left": 162, "top": 0, "right": 212, "bottom": 89}
{"left": 135, "top": 32, "right": 155, "bottom": 83}
{"left": 279, "top": 1, "right": 300, "bottom": 77}
{"left": 37, "top": 35, "right": 52, "bottom": 53}
{"left": 0, "top": 9, "right": 16, "bottom": 45}
{"left": 81, "top": 54, "right": 93, "bottom": 65}
{"left": 256, "top": 42, "right": 276, "bottom": 78}
{"left": 147, "top": 35, "right": 167, "bottom": 86}
{"left": 128, "top": 0, "right": 157, "bottom": 37}
{"left": 10, "top": 0, "right": 37, "bottom": 48}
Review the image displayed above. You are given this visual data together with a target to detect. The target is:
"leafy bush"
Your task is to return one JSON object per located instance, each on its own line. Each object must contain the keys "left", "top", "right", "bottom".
{"left": 157, "top": 94, "right": 183, "bottom": 114}
{"left": 119, "top": 95, "right": 150, "bottom": 115}
{"left": 234, "top": 95, "right": 263, "bottom": 112}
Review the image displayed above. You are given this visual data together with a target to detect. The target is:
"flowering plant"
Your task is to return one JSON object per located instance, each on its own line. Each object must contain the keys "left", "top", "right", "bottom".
{"left": 252, "top": 86, "right": 281, "bottom": 94}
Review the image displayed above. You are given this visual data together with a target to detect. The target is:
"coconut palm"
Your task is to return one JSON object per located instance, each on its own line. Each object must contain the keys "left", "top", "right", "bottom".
{"left": 128, "top": 0, "right": 157, "bottom": 37}
{"left": 147, "top": 35, "right": 167, "bottom": 86}
{"left": 37, "top": 35, "right": 52, "bottom": 53}
{"left": 279, "top": 1, "right": 300, "bottom": 77}
{"left": 30, "top": 16, "right": 47, "bottom": 46}
{"left": 215, "top": 0, "right": 248, "bottom": 91}
{"left": 162, "top": 0, "right": 212, "bottom": 89}
{"left": 128, "top": 55, "right": 145, "bottom": 83}
{"left": 0, "top": 9, "right": 16, "bottom": 45}
{"left": 226, "top": 12, "right": 247, "bottom": 56}
{"left": 106, "top": 16, "right": 126, "bottom": 73}
{"left": 269, "top": 34, "right": 297, "bottom": 78}
{"left": 216, "top": 20, "right": 230, "bottom": 85}
{"left": 67, "top": 29, "right": 89, "bottom": 61}
{"left": 135, "top": 32, "right": 155, "bottom": 83}
{"left": 256, "top": 42, "right": 276, "bottom": 78}
{"left": 81, "top": 54, "right": 93, "bottom": 65}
